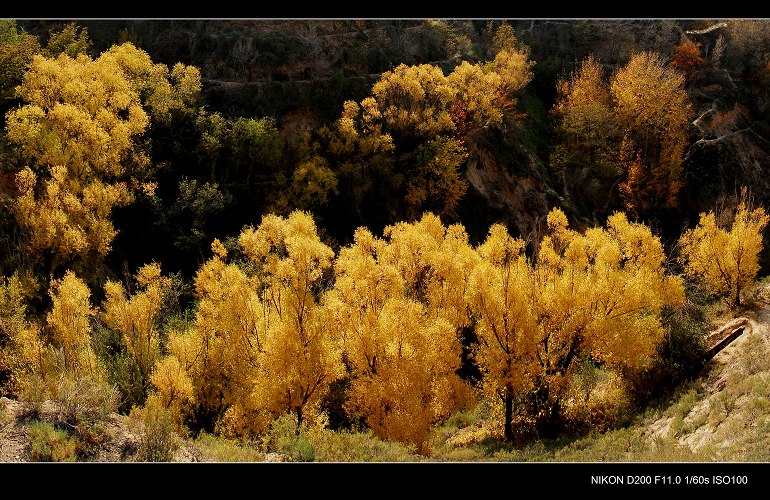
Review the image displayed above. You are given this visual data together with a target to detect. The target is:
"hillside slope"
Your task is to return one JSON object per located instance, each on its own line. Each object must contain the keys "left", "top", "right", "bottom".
{"left": 648, "top": 296, "right": 770, "bottom": 460}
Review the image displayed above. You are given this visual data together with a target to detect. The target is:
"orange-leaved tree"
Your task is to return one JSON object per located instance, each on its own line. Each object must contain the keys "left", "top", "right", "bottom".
{"left": 611, "top": 52, "right": 693, "bottom": 216}
{"left": 670, "top": 39, "right": 705, "bottom": 79}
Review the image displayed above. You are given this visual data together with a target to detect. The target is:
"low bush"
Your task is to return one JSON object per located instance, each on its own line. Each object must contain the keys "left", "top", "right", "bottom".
{"left": 28, "top": 420, "right": 77, "bottom": 462}
{"left": 129, "top": 396, "right": 180, "bottom": 462}
{"left": 266, "top": 415, "right": 315, "bottom": 462}
{"left": 307, "top": 428, "right": 417, "bottom": 462}
{"left": 54, "top": 375, "right": 120, "bottom": 426}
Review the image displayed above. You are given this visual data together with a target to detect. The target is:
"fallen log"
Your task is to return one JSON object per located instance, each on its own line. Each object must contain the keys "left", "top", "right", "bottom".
{"left": 704, "top": 317, "right": 750, "bottom": 361}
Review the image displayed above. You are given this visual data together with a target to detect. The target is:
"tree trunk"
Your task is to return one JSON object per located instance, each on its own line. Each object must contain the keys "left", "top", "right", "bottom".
{"left": 533, "top": 382, "right": 559, "bottom": 438}
{"left": 295, "top": 406, "right": 303, "bottom": 436}
{"left": 504, "top": 383, "right": 513, "bottom": 442}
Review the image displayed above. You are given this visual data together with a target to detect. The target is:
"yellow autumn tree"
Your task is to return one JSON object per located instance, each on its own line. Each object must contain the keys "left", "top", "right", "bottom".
{"left": 288, "top": 156, "right": 339, "bottom": 210}
{"left": 468, "top": 208, "right": 684, "bottom": 438}
{"left": 371, "top": 63, "right": 456, "bottom": 141}
{"left": 326, "top": 214, "right": 475, "bottom": 452}
{"left": 144, "top": 354, "right": 196, "bottom": 431}
{"left": 2, "top": 271, "right": 113, "bottom": 406}
{"left": 6, "top": 48, "right": 147, "bottom": 268}
{"left": 14, "top": 166, "right": 132, "bottom": 266}
{"left": 465, "top": 223, "right": 537, "bottom": 441}
{"left": 0, "top": 20, "right": 40, "bottom": 102}
{"left": 322, "top": 25, "right": 534, "bottom": 219}
{"left": 239, "top": 211, "right": 343, "bottom": 434}
{"left": 0, "top": 273, "right": 44, "bottom": 397}
{"left": 319, "top": 98, "right": 395, "bottom": 191}
{"left": 149, "top": 355, "right": 195, "bottom": 412}
{"left": 166, "top": 212, "right": 342, "bottom": 437}
{"left": 551, "top": 56, "right": 620, "bottom": 209}
{"left": 551, "top": 53, "right": 692, "bottom": 218}
{"left": 679, "top": 201, "right": 769, "bottom": 308}
{"left": 6, "top": 42, "right": 201, "bottom": 270}
{"left": 42, "top": 22, "right": 92, "bottom": 58}
{"left": 47, "top": 271, "right": 99, "bottom": 376}
{"left": 102, "top": 262, "right": 171, "bottom": 386}
{"left": 6, "top": 51, "right": 150, "bottom": 181}
{"left": 166, "top": 238, "right": 266, "bottom": 434}
{"left": 611, "top": 52, "right": 693, "bottom": 215}
{"left": 405, "top": 137, "right": 468, "bottom": 215}
{"left": 98, "top": 42, "right": 201, "bottom": 125}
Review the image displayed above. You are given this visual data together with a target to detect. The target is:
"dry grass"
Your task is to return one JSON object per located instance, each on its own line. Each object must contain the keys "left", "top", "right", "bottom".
{"left": 193, "top": 433, "right": 263, "bottom": 462}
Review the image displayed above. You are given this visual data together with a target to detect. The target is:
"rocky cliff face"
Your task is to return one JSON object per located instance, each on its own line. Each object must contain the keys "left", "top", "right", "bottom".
{"left": 459, "top": 138, "right": 553, "bottom": 245}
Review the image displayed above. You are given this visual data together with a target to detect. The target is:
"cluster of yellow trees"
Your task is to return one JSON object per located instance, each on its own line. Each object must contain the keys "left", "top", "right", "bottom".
{"left": 317, "top": 23, "right": 535, "bottom": 219}
{"left": 1, "top": 24, "right": 537, "bottom": 277}
{"left": 2, "top": 201, "right": 766, "bottom": 452}
{"left": 1, "top": 23, "right": 769, "bottom": 453}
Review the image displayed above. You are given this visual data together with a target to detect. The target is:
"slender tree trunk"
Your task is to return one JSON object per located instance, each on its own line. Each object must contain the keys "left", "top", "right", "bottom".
{"left": 296, "top": 406, "right": 303, "bottom": 436}
{"left": 504, "top": 383, "right": 513, "bottom": 442}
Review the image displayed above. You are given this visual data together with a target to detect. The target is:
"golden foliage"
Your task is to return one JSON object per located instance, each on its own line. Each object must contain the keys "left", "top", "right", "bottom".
{"left": 7, "top": 51, "right": 150, "bottom": 180}
{"left": 0, "top": 273, "right": 42, "bottom": 396}
{"left": 611, "top": 52, "right": 692, "bottom": 214}
{"left": 372, "top": 63, "right": 456, "bottom": 141}
{"left": 491, "top": 48, "right": 534, "bottom": 95}
{"left": 552, "top": 53, "right": 692, "bottom": 216}
{"left": 467, "top": 208, "right": 684, "bottom": 436}
{"left": 0, "top": 22, "right": 40, "bottom": 101}
{"left": 150, "top": 355, "right": 195, "bottom": 413}
{"left": 289, "top": 156, "right": 339, "bottom": 210}
{"left": 554, "top": 56, "right": 616, "bottom": 149}
{"left": 405, "top": 137, "right": 468, "bottom": 214}
{"left": 177, "top": 249, "right": 264, "bottom": 433}
{"left": 47, "top": 271, "right": 99, "bottom": 376}
{"left": 447, "top": 61, "right": 505, "bottom": 129}
{"left": 326, "top": 214, "right": 476, "bottom": 451}
{"left": 319, "top": 98, "right": 395, "bottom": 180}
{"left": 679, "top": 201, "right": 769, "bottom": 307}
{"left": 43, "top": 23, "right": 92, "bottom": 58}
{"left": 99, "top": 43, "right": 201, "bottom": 125}
{"left": 103, "top": 263, "right": 170, "bottom": 381}
{"left": 239, "top": 211, "right": 342, "bottom": 429}
{"left": 322, "top": 39, "right": 533, "bottom": 216}
{"left": 167, "top": 211, "right": 342, "bottom": 436}
{"left": 15, "top": 166, "right": 132, "bottom": 260}
{"left": 6, "top": 42, "right": 202, "bottom": 266}
{"left": 550, "top": 56, "right": 620, "bottom": 211}
{"left": 367, "top": 45, "right": 532, "bottom": 142}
